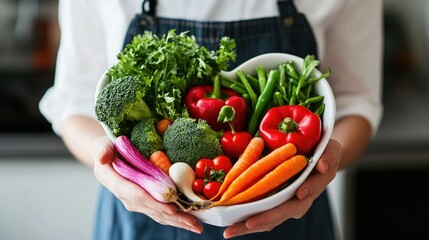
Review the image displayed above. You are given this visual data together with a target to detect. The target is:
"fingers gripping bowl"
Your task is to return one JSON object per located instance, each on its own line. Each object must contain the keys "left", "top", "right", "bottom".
{"left": 95, "top": 53, "right": 336, "bottom": 227}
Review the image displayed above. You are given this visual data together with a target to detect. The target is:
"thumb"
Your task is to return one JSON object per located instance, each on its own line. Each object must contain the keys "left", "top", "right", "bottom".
{"left": 93, "top": 136, "right": 115, "bottom": 165}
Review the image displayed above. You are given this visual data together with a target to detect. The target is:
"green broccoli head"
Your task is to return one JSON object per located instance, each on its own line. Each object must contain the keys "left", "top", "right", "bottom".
{"left": 95, "top": 76, "right": 153, "bottom": 136}
{"left": 163, "top": 117, "right": 223, "bottom": 168}
{"left": 130, "top": 118, "right": 164, "bottom": 158}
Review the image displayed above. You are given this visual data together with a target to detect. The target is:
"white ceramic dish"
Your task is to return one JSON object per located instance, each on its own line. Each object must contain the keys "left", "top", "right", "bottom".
{"left": 95, "top": 53, "right": 336, "bottom": 227}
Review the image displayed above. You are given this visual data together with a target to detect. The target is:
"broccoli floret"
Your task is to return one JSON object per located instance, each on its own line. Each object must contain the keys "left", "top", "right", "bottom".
{"left": 163, "top": 117, "right": 223, "bottom": 168}
{"left": 95, "top": 76, "right": 152, "bottom": 136}
{"left": 130, "top": 118, "right": 164, "bottom": 157}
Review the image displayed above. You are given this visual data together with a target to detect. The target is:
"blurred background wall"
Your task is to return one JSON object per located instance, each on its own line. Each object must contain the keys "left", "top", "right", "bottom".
{"left": 0, "top": 1, "right": 99, "bottom": 239}
{"left": 343, "top": 0, "right": 429, "bottom": 239}
{"left": 0, "top": 0, "right": 428, "bottom": 239}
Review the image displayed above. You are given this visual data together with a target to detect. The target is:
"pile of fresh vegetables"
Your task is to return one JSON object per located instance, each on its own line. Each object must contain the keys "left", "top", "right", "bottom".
{"left": 95, "top": 30, "right": 331, "bottom": 209}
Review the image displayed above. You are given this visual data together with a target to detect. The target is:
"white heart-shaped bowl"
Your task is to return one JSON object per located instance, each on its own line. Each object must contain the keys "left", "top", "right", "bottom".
{"left": 95, "top": 53, "right": 336, "bottom": 227}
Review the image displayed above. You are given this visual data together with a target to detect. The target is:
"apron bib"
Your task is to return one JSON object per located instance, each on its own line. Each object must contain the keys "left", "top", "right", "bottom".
{"left": 94, "top": 1, "right": 335, "bottom": 239}
{"left": 122, "top": 0, "right": 318, "bottom": 69}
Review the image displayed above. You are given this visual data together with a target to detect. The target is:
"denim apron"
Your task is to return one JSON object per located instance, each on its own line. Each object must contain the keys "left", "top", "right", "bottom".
{"left": 93, "top": 1, "right": 335, "bottom": 239}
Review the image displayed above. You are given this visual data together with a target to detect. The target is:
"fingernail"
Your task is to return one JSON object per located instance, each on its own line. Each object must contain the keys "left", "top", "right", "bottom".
{"left": 189, "top": 227, "right": 201, "bottom": 234}
{"left": 298, "top": 187, "right": 309, "bottom": 199}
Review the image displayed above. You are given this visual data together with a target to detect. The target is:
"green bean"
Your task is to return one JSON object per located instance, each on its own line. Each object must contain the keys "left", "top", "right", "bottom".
{"left": 237, "top": 70, "right": 258, "bottom": 110}
{"left": 221, "top": 76, "right": 245, "bottom": 89}
{"left": 247, "top": 70, "right": 279, "bottom": 135}
{"left": 302, "top": 68, "right": 331, "bottom": 88}
{"left": 274, "top": 91, "right": 284, "bottom": 106}
{"left": 289, "top": 86, "right": 297, "bottom": 105}
{"left": 246, "top": 74, "right": 261, "bottom": 94}
{"left": 305, "top": 85, "right": 312, "bottom": 99}
{"left": 278, "top": 64, "right": 288, "bottom": 101}
{"left": 305, "top": 95, "right": 324, "bottom": 104}
{"left": 299, "top": 95, "right": 324, "bottom": 108}
{"left": 242, "top": 93, "right": 250, "bottom": 104}
{"left": 285, "top": 61, "right": 299, "bottom": 79}
{"left": 314, "top": 103, "right": 325, "bottom": 116}
{"left": 222, "top": 81, "right": 247, "bottom": 95}
{"left": 297, "top": 90, "right": 306, "bottom": 102}
{"left": 256, "top": 66, "right": 267, "bottom": 92}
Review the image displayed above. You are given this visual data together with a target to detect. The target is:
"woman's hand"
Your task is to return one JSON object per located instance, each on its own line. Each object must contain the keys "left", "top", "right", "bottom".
{"left": 223, "top": 139, "right": 341, "bottom": 239}
{"left": 92, "top": 136, "right": 203, "bottom": 234}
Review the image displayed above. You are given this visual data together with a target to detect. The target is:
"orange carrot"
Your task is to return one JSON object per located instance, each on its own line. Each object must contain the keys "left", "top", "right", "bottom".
{"left": 211, "top": 137, "right": 265, "bottom": 200}
{"left": 211, "top": 154, "right": 308, "bottom": 206}
{"left": 149, "top": 150, "right": 172, "bottom": 174}
{"left": 156, "top": 119, "right": 172, "bottom": 136}
{"left": 212, "top": 143, "right": 297, "bottom": 205}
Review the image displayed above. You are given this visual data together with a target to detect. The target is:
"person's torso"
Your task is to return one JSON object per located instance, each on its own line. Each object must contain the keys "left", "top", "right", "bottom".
{"left": 91, "top": 0, "right": 346, "bottom": 67}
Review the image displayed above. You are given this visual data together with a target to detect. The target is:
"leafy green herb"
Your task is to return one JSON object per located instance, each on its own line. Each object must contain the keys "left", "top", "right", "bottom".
{"left": 107, "top": 29, "right": 236, "bottom": 120}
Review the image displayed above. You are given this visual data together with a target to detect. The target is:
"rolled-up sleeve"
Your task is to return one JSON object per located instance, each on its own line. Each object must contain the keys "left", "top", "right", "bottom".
{"left": 39, "top": 0, "right": 108, "bottom": 135}
{"left": 320, "top": 0, "right": 383, "bottom": 135}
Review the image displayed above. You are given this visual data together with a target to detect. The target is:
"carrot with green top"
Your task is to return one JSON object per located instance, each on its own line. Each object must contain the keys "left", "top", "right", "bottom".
{"left": 211, "top": 142, "right": 297, "bottom": 205}
{"left": 210, "top": 154, "right": 307, "bottom": 206}
{"left": 211, "top": 137, "right": 265, "bottom": 200}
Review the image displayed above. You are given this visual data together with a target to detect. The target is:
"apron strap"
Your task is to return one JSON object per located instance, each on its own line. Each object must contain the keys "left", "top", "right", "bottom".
{"left": 278, "top": 0, "right": 298, "bottom": 16}
{"left": 277, "top": 0, "right": 318, "bottom": 58}
{"left": 142, "top": 0, "right": 157, "bottom": 16}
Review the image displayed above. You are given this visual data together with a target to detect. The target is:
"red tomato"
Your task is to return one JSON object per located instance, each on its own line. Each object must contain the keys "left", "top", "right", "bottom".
{"left": 203, "top": 181, "right": 222, "bottom": 199}
{"left": 194, "top": 158, "right": 214, "bottom": 179}
{"left": 212, "top": 155, "right": 232, "bottom": 174}
{"left": 192, "top": 178, "right": 204, "bottom": 194}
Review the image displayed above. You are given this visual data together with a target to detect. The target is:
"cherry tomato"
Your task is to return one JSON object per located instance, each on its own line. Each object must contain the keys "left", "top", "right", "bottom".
{"left": 194, "top": 158, "right": 214, "bottom": 179}
{"left": 192, "top": 178, "right": 204, "bottom": 194}
{"left": 203, "top": 181, "right": 222, "bottom": 199}
{"left": 212, "top": 155, "right": 232, "bottom": 174}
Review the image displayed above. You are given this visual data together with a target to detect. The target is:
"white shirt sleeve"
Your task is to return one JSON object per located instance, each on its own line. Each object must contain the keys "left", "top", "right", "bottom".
{"left": 39, "top": 0, "right": 109, "bottom": 135}
{"left": 318, "top": 0, "right": 384, "bottom": 135}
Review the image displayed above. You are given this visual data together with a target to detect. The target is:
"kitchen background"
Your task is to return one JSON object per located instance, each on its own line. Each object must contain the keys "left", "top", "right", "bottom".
{"left": 0, "top": 0, "right": 428, "bottom": 240}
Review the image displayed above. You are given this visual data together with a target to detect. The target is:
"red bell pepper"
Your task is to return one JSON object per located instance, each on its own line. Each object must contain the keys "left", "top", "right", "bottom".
{"left": 217, "top": 105, "right": 253, "bottom": 160}
{"left": 258, "top": 105, "right": 322, "bottom": 156}
{"left": 184, "top": 75, "right": 247, "bottom": 131}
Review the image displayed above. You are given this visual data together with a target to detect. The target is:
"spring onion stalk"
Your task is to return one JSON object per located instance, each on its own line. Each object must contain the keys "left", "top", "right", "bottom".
{"left": 113, "top": 136, "right": 180, "bottom": 204}
{"left": 112, "top": 157, "right": 178, "bottom": 204}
